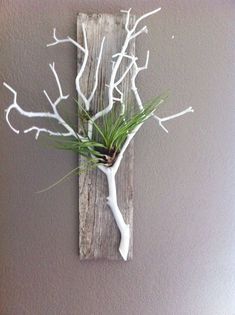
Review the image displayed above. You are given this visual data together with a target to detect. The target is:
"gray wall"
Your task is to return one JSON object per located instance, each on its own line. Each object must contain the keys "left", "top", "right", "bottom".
{"left": 1, "top": 1, "right": 235, "bottom": 314}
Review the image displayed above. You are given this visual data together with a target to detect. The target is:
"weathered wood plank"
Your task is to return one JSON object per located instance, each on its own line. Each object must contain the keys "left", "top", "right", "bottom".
{"left": 77, "top": 13, "right": 135, "bottom": 260}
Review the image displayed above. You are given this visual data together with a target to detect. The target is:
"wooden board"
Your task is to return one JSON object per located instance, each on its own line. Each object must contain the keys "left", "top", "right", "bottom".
{"left": 77, "top": 13, "right": 135, "bottom": 260}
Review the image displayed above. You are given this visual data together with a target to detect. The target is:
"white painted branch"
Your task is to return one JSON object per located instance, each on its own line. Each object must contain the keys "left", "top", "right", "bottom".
{"left": 4, "top": 83, "right": 55, "bottom": 135}
{"left": 41, "top": 62, "right": 78, "bottom": 138}
{"left": 120, "top": 8, "right": 131, "bottom": 32}
{"left": 131, "top": 50, "right": 149, "bottom": 109}
{"left": 47, "top": 25, "right": 105, "bottom": 112}
{"left": 113, "top": 99, "right": 165, "bottom": 175}
{"left": 3, "top": 63, "right": 78, "bottom": 139}
{"left": 48, "top": 62, "right": 67, "bottom": 101}
{"left": 76, "top": 29, "right": 105, "bottom": 111}
{"left": 96, "top": 96, "right": 166, "bottom": 260}
{"left": 88, "top": 8, "right": 161, "bottom": 136}
{"left": 24, "top": 127, "right": 72, "bottom": 140}
{"left": 90, "top": 39, "right": 131, "bottom": 121}
{"left": 75, "top": 24, "right": 90, "bottom": 110}
{"left": 104, "top": 167, "right": 130, "bottom": 261}
{"left": 47, "top": 28, "right": 85, "bottom": 52}
{"left": 88, "top": 36, "right": 106, "bottom": 104}
{"left": 132, "top": 7, "right": 161, "bottom": 32}
{"left": 90, "top": 8, "right": 162, "bottom": 126}
{"left": 115, "top": 85, "right": 125, "bottom": 114}
{"left": 114, "top": 56, "right": 137, "bottom": 87}
{"left": 102, "top": 98, "right": 193, "bottom": 260}
{"left": 153, "top": 106, "right": 194, "bottom": 133}
{"left": 130, "top": 50, "right": 194, "bottom": 133}
{"left": 130, "top": 26, "right": 148, "bottom": 39}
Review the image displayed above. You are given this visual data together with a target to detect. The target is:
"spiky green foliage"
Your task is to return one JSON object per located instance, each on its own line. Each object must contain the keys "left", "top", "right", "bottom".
{"left": 54, "top": 93, "right": 167, "bottom": 167}
{"left": 95, "top": 94, "right": 168, "bottom": 152}
{"left": 39, "top": 93, "right": 167, "bottom": 192}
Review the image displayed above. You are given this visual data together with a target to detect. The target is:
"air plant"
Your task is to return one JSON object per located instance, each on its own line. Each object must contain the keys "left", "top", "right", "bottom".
{"left": 3, "top": 7, "right": 194, "bottom": 260}
{"left": 55, "top": 95, "right": 168, "bottom": 167}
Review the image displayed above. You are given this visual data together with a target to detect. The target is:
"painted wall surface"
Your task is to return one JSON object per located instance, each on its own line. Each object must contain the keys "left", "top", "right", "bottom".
{"left": 1, "top": 1, "right": 235, "bottom": 314}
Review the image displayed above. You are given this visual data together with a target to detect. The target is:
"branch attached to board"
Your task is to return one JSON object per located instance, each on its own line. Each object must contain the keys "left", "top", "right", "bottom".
{"left": 3, "top": 7, "right": 194, "bottom": 261}
{"left": 129, "top": 48, "right": 194, "bottom": 133}
{"left": 47, "top": 25, "right": 106, "bottom": 112}
{"left": 88, "top": 8, "right": 162, "bottom": 133}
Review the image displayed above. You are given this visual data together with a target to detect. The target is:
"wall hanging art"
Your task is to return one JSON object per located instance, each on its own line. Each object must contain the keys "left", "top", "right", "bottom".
{"left": 3, "top": 7, "right": 194, "bottom": 261}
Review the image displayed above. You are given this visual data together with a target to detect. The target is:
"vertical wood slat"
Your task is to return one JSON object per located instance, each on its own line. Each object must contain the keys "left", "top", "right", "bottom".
{"left": 77, "top": 13, "right": 135, "bottom": 260}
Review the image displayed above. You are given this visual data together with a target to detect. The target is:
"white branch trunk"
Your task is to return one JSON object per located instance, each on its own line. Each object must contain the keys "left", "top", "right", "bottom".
{"left": 105, "top": 168, "right": 130, "bottom": 261}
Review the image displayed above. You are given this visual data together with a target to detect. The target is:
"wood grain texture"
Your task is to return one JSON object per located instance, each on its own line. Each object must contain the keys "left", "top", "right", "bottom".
{"left": 77, "top": 13, "right": 135, "bottom": 260}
